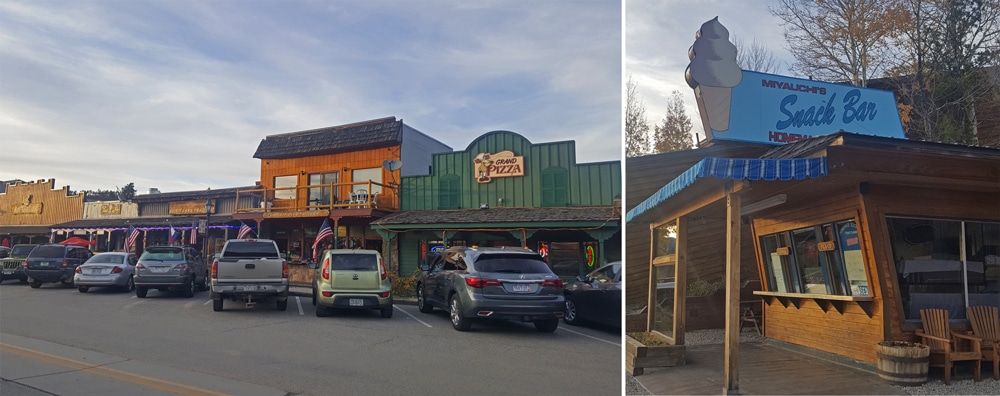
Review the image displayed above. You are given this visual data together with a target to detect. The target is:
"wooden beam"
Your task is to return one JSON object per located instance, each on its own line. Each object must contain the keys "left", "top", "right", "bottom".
{"left": 723, "top": 185, "right": 742, "bottom": 394}
{"left": 673, "top": 216, "right": 688, "bottom": 346}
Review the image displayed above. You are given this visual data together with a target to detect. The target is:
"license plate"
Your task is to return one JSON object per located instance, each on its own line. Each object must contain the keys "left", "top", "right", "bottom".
{"left": 243, "top": 285, "right": 259, "bottom": 291}
{"left": 40, "top": 262, "right": 50, "bottom": 267}
{"left": 2, "top": 270, "right": 12, "bottom": 275}
{"left": 89, "top": 269, "right": 101, "bottom": 275}
{"left": 349, "top": 298, "right": 364, "bottom": 306}
{"left": 512, "top": 284, "right": 531, "bottom": 292}
{"left": 151, "top": 267, "right": 169, "bottom": 273}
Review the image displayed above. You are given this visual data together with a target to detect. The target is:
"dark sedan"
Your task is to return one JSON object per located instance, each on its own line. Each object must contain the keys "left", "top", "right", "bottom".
{"left": 563, "top": 261, "right": 621, "bottom": 328}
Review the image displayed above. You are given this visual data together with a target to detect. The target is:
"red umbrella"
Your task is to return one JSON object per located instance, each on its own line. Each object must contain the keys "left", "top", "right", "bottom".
{"left": 1, "top": 238, "right": 8, "bottom": 247}
{"left": 59, "top": 236, "right": 95, "bottom": 247}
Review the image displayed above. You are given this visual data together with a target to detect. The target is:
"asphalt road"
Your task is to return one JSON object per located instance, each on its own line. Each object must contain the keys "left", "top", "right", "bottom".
{"left": 0, "top": 281, "right": 622, "bottom": 395}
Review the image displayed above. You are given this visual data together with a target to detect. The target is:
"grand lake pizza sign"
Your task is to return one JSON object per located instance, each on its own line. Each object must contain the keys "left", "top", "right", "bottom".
{"left": 473, "top": 150, "right": 524, "bottom": 184}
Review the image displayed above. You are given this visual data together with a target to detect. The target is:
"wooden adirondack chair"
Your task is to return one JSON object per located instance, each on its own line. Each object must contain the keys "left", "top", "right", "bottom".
{"left": 967, "top": 306, "right": 1000, "bottom": 380}
{"left": 915, "top": 308, "right": 982, "bottom": 385}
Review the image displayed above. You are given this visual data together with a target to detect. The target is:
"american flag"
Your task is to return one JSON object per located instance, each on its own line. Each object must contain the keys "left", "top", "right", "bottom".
{"left": 190, "top": 223, "right": 197, "bottom": 244}
{"left": 312, "top": 218, "right": 333, "bottom": 259}
{"left": 168, "top": 224, "right": 177, "bottom": 245}
{"left": 125, "top": 225, "right": 140, "bottom": 252}
{"left": 238, "top": 222, "right": 254, "bottom": 239}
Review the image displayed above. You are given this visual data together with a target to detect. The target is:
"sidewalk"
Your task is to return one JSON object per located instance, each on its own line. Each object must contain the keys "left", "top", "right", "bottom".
{"left": 288, "top": 283, "right": 416, "bottom": 305}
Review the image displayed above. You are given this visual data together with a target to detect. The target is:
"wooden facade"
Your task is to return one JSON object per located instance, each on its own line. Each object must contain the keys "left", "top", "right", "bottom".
{"left": 0, "top": 179, "right": 85, "bottom": 244}
{"left": 627, "top": 133, "right": 1000, "bottom": 371}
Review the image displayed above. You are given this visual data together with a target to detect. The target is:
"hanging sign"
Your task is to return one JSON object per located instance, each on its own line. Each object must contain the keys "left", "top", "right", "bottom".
{"left": 473, "top": 150, "right": 524, "bottom": 183}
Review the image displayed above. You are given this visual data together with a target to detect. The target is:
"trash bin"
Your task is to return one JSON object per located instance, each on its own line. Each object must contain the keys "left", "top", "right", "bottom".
{"left": 876, "top": 341, "right": 930, "bottom": 386}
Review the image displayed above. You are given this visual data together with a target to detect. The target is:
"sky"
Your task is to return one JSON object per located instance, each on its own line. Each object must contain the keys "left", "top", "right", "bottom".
{"left": 626, "top": 0, "right": 793, "bottom": 145}
{"left": 0, "top": 0, "right": 621, "bottom": 195}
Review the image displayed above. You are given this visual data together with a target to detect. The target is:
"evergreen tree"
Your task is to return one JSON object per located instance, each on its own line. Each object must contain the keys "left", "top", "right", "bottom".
{"left": 626, "top": 76, "right": 652, "bottom": 157}
{"left": 653, "top": 91, "right": 694, "bottom": 153}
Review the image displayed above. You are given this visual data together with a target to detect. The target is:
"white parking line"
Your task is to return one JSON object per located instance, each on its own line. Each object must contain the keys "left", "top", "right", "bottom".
{"left": 202, "top": 299, "right": 212, "bottom": 305}
{"left": 558, "top": 327, "right": 620, "bottom": 346}
{"left": 295, "top": 296, "right": 304, "bottom": 315}
{"left": 395, "top": 305, "right": 432, "bottom": 327}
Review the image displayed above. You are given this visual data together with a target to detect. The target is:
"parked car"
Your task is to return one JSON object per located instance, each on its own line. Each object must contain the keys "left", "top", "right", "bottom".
{"left": 23, "top": 244, "right": 93, "bottom": 288}
{"left": 1, "top": 244, "right": 37, "bottom": 284}
{"left": 312, "top": 249, "right": 393, "bottom": 318}
{"left": 563, "top": 261, "right": 621, "bottom": 327}
{"left": 211, "top": 239, "right": 288, "bottom": 311}
{"left": 416, "top": 246, "right": 565, "bottom": 332}
{"left": 74, "top": 252, "right": 138, "bottom": 293}
{"left": 0, "top": 246, "right": 9, "bottom": 258}
{"left": 135, "top": 246, "right": 208, "bottom": 298}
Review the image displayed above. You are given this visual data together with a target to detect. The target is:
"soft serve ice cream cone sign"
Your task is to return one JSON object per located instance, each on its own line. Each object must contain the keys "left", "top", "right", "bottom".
{"left": 685, "top": 17, "right": 905, "bottom": 144}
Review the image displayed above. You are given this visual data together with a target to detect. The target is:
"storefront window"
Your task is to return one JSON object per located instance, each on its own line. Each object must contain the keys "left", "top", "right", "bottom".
{"left": 760, "top": 219, "right": 869, "bottom": 297}
{"left": 888, "top": 217, "right": 999, "bottom": 320}
{"left": 274, "top": 175, "right": 296, "bottom": 200}
{"left": 547, "top": 241, "right": 581, "bottom": 277}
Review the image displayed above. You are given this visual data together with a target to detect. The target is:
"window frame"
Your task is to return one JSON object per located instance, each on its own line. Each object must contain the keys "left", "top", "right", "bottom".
{"left": 759, "top": 218, "right": 869, "bottom": 297}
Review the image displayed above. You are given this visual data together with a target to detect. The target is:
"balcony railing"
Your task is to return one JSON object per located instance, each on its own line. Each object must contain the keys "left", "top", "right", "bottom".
{"left": 236, "top": 180, "right": 398, "bottom": 214}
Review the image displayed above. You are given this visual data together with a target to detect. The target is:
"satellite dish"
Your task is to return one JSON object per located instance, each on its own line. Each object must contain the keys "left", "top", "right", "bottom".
{"left": 382, "top": 159, "right": 402, "bottom": 171}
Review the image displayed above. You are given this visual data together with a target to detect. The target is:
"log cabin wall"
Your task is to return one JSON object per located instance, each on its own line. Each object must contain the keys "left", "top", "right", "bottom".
{"left": 751, "top": 187, "right": 884, "bottom": 363}
{"left": 0, "top": 179, "right": 84, "bottom": 227}
{"left": 860, "top": 183, "right": 1000, "bottom": 343}
{"left": 260, "top": 146, "right": 400, "bottom": 207}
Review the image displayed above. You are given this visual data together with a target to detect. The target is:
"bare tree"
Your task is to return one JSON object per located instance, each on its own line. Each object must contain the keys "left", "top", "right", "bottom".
{"left": 653, "top": 91, "right": 695, "bottom": 153}
{"left": 770, "top": 0, "right": 909, "bottom": 86}
{"left": 733, "top": 35, "right": 783, "bottom": 73}
{"left": 626, "top": 76, "right": 652, "bottom": 157}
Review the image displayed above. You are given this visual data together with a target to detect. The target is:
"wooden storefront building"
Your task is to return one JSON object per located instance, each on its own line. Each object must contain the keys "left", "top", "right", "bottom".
{"left": 232, "top": 116, "right": 452, "bottom": 280}
{"left": 371, "top": 131, "right": 622, "bottom": 279}
{"left": 626, "top": 131, "right": 999, "bottom": 369}
{"left": 0, "top": 179, "right": 85, "bottom": 245}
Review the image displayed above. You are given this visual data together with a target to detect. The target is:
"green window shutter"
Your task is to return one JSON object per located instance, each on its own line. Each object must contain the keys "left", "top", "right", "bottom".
{"left": 541, "top": 168, "right": 568, "bottom": 207}
{"left": 438, "top": 175, "right": 460, "bottom": 209}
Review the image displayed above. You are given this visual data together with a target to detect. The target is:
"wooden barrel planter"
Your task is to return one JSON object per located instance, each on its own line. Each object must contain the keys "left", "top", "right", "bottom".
{"left": 876, "top": 341, "right": 930, "bottom": 386}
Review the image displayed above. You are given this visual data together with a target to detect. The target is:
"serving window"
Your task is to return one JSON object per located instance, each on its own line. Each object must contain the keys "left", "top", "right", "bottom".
{"left": 760, "top": 219, "right": 870, "bottom": 297}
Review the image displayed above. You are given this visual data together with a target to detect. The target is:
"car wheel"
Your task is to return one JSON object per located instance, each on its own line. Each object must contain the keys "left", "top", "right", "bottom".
{"left": 78, "top": 286, "right": 89, "bottom": 293}
{"left": 136, "top": 286, "right": 148, "bottom": 298}
{"left": 123, "top": 276, "right": 135, "bottom": 292}
{"left": 534, "top": 319, "right": 559, "bottom": 333}
{"left": 213, "top": 298, "right": 224, "bottom": 312}
{"left": 19, "top": 277, "right": 28, "bottom": 285}
{"left": 449, "top": 294, "right": 471, "bottom": 331}
{"left": 277, "top": 299, "right": 288, "bottom": 311}
{"left": 315, "top": 305, "right": 328, "bottom": 317}
{"left": 564, "top": 298, "right": 582, "bottom": 325}
{"left": 29, "top": 280, "right": 42, "bottom": 289}
{"left": 182, "top": 277, "right": 195, "bottom": 298}
{"left": 417, "top": 284, "right": 434, "bottom": 313}
{"left": 381, "top": 306, "right": 393, "bottom": 318}
{"left": 61, "top": 278, "right": 74, "bottom": 286}
{"left": 198, "top": 274, "right": 209, "bottom": 291}
{"left": 311, "top": 288, "right": 317, "bottom": 306}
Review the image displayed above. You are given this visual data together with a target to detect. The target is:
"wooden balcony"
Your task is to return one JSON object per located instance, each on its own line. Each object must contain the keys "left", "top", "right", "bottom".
{"left": 235, "top": 181, "right": 398, "bottom": 217}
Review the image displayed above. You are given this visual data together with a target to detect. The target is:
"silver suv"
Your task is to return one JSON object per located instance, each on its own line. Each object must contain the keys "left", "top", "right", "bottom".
{"left": 416, "top": 246, "right": 565, "bottom": 332}
{"left": 135, "top": 246, "right": 208, "bottom": 298}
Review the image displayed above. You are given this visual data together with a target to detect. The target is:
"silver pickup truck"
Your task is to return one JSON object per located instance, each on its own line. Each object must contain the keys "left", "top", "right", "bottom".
{"left": 210, "top": 238, "right": 289, "bottom": 311}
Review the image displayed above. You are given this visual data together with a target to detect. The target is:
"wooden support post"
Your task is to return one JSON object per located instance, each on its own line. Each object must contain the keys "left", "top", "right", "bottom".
{"left": 673, "top": 216, "right": 688, "bottom": 345}
{"left": 724, "top": 187, "right": 742, "bottom": 394}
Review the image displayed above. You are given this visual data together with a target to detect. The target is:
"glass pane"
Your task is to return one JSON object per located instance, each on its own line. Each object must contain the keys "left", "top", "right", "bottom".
{"left": 547, "top": 242, "right": 581, "bottom": 277}
{"left": 760, "top": 234, "right": 790, "bottom": 292}
{"left": 837, "top": 220, "right": 870, "bottom": 296}
{"left": 966, "top": 221, "right": 1000, "bottom": 307}
{"left": 653, "top": 264, "right": 675, "bottom": 338}
{"left": 274, "top": 175, "right": 296, "bottom": 199}
{"left": 308, "top": 172, "right": 337, "bottom": 205}
{"left": 353, "top": 168, "right": 383, "bottom": 194}
{"left": 888, "top": 217, "right": 965, "bottom": 320}
{"left": 792, "top": 227, "right": 827, "bottom": 294}
{"left": 653, "top": 221, "right": 677, "bottom": 259}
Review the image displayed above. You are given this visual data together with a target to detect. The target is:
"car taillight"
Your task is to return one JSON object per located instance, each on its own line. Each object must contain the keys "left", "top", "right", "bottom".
{"left": 137, "top": 264, "right": 146, "bottom": 271}
{"left": 321, "top": 257, "right": 330, "bottom": 280}
{"left": 282, "top": 261, "right": 289, "bottom": 279}
{"left": 75, "top": 266, "right": 82, "bottom": 274}
{"left": 542, "top": 279, "right": 564, "bottom": 289}
{"left": 465, "top": 277, "right": 502, "bottom": 288}
{"left": 174, "top": 264, "right": 188, "bottom": 271}
{"left": 111, "top": 266, "right": 123, "bottom": 274}
{"left": 62, "top": 259, "right": 69, "bottom": 268}
{"left": 379, "top": 292, "right": 390, "bottom": 298}
{"left": 211, "top": 260, "right": 218, "bottom": 279}
{"left": 22, "top": 260, "right": 27, "bottom": 269}
{"left": 379, "top": 259, "right": 387, "bottom": 280}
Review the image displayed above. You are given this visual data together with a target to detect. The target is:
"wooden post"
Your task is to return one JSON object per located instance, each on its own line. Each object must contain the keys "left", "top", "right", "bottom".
{"left": 647, "top": 224, "right": 656, "bottom": 332}
{"left": 673, "top": 216, "right": 687, "bottom": 345}
{"left": 724, "top": 187, "right": 742, "bottom": 394}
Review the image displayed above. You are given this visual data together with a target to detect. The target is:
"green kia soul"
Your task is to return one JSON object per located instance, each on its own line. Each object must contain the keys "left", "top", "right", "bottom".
{"left": 312, "top": 249, "right": 393, "bottom": 318}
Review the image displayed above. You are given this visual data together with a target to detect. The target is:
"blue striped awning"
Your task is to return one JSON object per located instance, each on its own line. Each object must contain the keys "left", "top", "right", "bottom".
{"left": 626, "top": 157, "right": 828, "bottom": 223}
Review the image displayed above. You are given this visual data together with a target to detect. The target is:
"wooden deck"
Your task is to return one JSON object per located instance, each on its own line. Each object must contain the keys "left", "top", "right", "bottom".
{"left": 632, "top": 340, "right": 923, "bottom": 395}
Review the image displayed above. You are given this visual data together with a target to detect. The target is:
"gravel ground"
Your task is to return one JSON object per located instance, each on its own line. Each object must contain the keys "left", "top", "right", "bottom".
{"left": 626, "top": 329, "right": 1000, "bottom": 395}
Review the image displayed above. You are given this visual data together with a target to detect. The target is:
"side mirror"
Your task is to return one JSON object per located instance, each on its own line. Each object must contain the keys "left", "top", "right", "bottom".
{"left": 575, "top": 275, "right": 587, "bottom": 282}
{"left": 280, "top": 253, "right": 287, "bottom": 259}
{"left": 419, "top": 263, "right": 431, "bottom": 271}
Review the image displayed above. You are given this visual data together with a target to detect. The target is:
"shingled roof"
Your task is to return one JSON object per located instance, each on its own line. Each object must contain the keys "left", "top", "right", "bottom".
{"left": 371, "top": 206, "right": 619, "bottom": 227}
{"left": 253, "top": 117, "right": 404, "bottom": 159}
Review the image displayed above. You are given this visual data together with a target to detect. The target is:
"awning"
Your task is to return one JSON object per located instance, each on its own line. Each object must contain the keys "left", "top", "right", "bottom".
{"left": 626, "top": 157, "right": 828, "bottom": 223}
{"left": 0, "top": 225, "right": 52, "bottom": 235}
{"left": 372, "top": 206, "right": 619, "bottom": 230}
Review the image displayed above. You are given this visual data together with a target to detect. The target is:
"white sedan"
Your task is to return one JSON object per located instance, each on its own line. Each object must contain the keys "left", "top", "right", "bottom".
{"left": 74, "top": 252, "right": 138, "bottom": 293}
